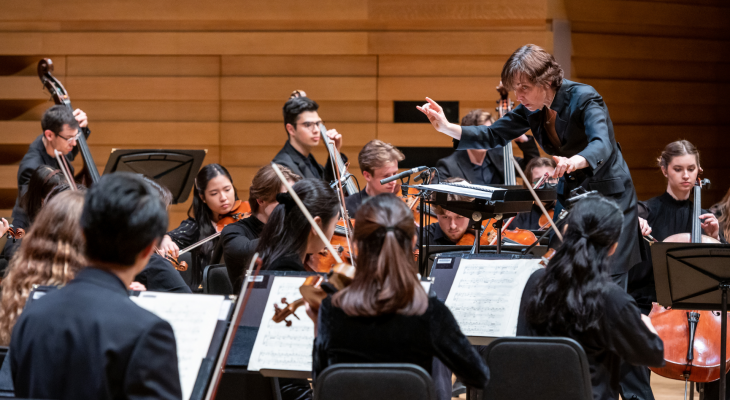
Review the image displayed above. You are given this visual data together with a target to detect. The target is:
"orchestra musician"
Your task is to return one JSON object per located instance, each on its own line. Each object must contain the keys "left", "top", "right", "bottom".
{"left": 435, "top": 109, "right": 539, "bottom": 184}
{"left": 510, "top": 157, "right": 558, "bottom": 231}
{"left": 311, "top": 194, "right": 490, "bottom": 400}
{"left": 344, "top": 139, "right": 405, "bottom": 216}
{"left": 626, "top": 140, "right": 722, "bottom": 400}
{"left": 0, "top": 191, "right": 86, "bottom": 346}
{"left": 9, "top": 173, "right": 182, "bottom": 400}
{"left": 157, "top": 163, "right": 238, "bottom": 290}
{"left": 420, "top": 177, "right": 474, "bottom": 246}
{"left": 221, "top": 164, "right": 301, "bottom": 290}
{"left": 272, "top": 96, "right": 347, "bottom": 183}
{"left": 419, "top": 44, "right": 643, "bottom": 288}
{"left": 517, "top": 194, "right": 664, "bottom": 400}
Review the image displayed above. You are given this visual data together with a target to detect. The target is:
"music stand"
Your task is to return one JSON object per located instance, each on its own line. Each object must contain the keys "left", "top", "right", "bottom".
{"left": 103, "top": 149, "right": 206, "bottom": 204}
{"left": 653, "top": 242, "right": 730, "bottom": 400}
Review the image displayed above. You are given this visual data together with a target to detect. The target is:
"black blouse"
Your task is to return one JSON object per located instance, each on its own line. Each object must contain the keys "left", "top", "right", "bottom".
{"left": 517, "top": 269, "right": 664, "bottom": 400}
{"left": 313, "top": 295, "right": 490, "bottom": 389}
{"left": 221, "top": 216, "right": 265, "bottom": 289}
{"left": 167, "top": 218, "right": 219, "bottom": 288}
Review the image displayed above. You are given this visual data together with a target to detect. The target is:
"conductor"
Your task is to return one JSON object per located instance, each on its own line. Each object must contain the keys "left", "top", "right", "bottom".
{"left": 418, "top": 44, "right": 640, "bottom": 286}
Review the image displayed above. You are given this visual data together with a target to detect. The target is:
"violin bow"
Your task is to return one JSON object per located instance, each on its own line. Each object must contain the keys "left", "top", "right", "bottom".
{"left": 322, "top": 131, "right": 356, "bottom": 267}
{"left": 510, "top": 156, "right": 563, "bottom": 241}
{"left": 271, "top": 163, "right": 344, "bottom": 265}
{"left": 53, "top": 150, "right": 77, "bottom": 191}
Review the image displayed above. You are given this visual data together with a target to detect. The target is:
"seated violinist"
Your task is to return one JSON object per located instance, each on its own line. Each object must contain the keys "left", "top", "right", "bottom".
{"left": 421, "top": 177, "right": 474, "bottom": 246}
{"left": 221, "top": 164, "right": 301, "bottom": 289}
{"left": 311, "top": 194, "right": 489, "bottom": 396}
{"left": 345, "top": 139, "right": 405, "bottom": 216}
{"left": 517, "top": 194, "right": 664, "bottom": 400}
{"left": 510, "top": 157, "right": 558, "bottom": 231}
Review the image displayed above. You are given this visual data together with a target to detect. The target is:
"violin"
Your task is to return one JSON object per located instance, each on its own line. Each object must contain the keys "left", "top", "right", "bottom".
{"left": 649, "top": 178, "right": 727, "bottom": 385}
{"left": 6, "top": 225, "right": 25, "bottom": 241}
{"left": 215, "top": 200, "right": 251, "bottom": 232}
{"left": 308, "top": 222, "right": 355, "bottom": 273}
{"left": 38, "top": 59, "right": 100, "bottom": 186}
{"left": 538, "top": 209, "right": 555, "bottom": 230}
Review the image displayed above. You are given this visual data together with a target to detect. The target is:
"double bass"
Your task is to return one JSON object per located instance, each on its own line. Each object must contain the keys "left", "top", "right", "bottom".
{"left": 649, "top": 178, "right": 728, "bottom": 391}
{"left": 38, "top": 59, "right": 100, "bottom": 186}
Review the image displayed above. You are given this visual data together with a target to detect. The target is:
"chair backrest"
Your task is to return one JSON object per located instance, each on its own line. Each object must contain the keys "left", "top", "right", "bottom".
{"left": 473, "top": 337, "right": 592, "bottom": 400}
{"left": 203, "top": 264, "right": 233, "bottom": 295}
{"left": 314, "top": 363, "right": 435, "bottom": 400}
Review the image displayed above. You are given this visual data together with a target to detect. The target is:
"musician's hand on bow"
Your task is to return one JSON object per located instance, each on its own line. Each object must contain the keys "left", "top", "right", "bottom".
{"left": 638, "top": 217, "right": 652, "bottom": 237}
{"left": 73, "top": 109, "right": 88, "bottom": 128}
{"left": 0, "top": 218, "right": 9, "bottom": 237}
{"left": 700, "top": 213, "right": 720, "bottom": 240}
{"left": 552, "top": 155, "right": 588, "bottom": 178}
{"left": 325, "top": 129, "right": 343, "bottom": 152}
{"left": 157, "top": 235, "right": 179, "bottom": 258}
{"left": 416, "top": 97, "right": 462, "bottom": 139}
{"left": 129, "top": 282, "right": 147, "bottom": 291}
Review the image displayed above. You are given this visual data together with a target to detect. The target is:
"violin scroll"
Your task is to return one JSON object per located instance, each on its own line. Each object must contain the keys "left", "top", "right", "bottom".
{"left": 163, "top": 250, "right": 188, "bottom": 272}
{"left": 6, "top": 225, "right": 25, "bottom": 241}
{"left": 272, "top": 297, "right": 305, "bottom": 326}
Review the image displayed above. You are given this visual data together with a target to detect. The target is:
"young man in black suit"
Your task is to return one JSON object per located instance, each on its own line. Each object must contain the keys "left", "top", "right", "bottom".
{"left": 10, "top": 172, "right": 182, "bottom": 400}
{"left": 344, "top": 139, "right": 405, "bottom": 216}
{"left": 435, "top": 109, "right": 539, "bottom": 185}
{"left": 272, "top": 95, "right": 346, "bottom": 183}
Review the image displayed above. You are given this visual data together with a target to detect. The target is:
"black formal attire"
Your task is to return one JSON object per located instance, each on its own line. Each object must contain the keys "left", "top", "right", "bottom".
{"left": 420, "top": 222, "right": 457, "bottom": 246}
{"left": 517, "top": 269, "right": 664, "bottom": 400}
{"left": 436, "top": 135, "right": 540, "bottom": 185}
{"left": 511, "top": 202, "right": 555, "bottom": 231}
{"left": 272, "top": 141, "right": 347, "bottom": 182}
{"left": 10, "top": 267, "right": 182, "bottom": 400}
{"left": 167, "top": 218, "right": 219, "bottom": 290}
{"left": 313, "top": 295, "right": 489, "bottom": 395}
{"left": 221, "top": 215, "right": 264, "bottom": 290}
{"left": 457, "top": 79, "right": 641, "bottom": 276}
{"left": 135, "top": 253, "right": 192, "bottom": 293}
{"left": 623, "top": 192, "right": 722, "bottom": 400}
{"left": 344, "top": 188, "right": 370, "bottom": 216}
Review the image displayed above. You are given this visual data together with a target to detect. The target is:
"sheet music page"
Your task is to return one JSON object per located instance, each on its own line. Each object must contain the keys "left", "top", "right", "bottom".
{"left": 444, "top": 259, "right": 541, "bottom": 337}
{"left": 131, "top": 292, "right": 225, "bottom": 400}
{"left": 248, "top": 276, "right": 314, "bottom": 372}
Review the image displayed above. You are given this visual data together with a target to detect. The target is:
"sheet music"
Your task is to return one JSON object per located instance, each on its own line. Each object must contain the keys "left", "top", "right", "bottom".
{"left": 131, "top": 292, "right": 225, "bottom": 400}
{"left": 248, "top": 276, "right": 314, "bottom": 372}
{"left": 445, "top": 259, "right": 541, "bottom": 337}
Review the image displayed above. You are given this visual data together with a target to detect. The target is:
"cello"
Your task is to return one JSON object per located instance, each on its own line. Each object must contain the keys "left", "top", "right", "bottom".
{"left": 649, "top": 178, "right": 728, "bottom": 394}
{"left": 38, "top": 59, "right": 100, "bottom": 186}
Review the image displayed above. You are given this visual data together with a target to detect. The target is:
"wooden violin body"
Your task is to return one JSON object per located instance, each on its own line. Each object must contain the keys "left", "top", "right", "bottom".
{"left": 215, "top": 200, "right": 250, "bottom": 232}
{"left": 309, "top": 222, "right": 355, "bottom": 273}
{"left": 6, "top": 225, "right": 25, "bottom": 241}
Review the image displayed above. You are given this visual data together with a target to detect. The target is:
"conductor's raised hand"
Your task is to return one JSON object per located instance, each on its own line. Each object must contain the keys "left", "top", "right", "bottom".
{"left": 417, "top": 98, "right": 448, "bottom": 131}
{"left": 325, "top": 129, "right": 342, "bottom": 152}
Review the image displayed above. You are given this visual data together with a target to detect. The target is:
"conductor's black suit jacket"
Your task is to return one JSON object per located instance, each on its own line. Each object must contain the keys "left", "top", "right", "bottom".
{"left": 10, "top": 267, "right": 182, "bottom": 400}
{"left": 457, "top": 79, "right": 640, "bottom": 274}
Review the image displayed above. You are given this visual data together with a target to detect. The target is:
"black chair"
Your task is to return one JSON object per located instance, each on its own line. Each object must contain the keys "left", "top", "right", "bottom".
{"left": 469, "top": 337, "right": 592, "bottom": 400}
{"left": 202, "top": 264, "right": 233, "bottom": 295}
{"left": 314, "top": 363, "right": 435, "bottom": 400}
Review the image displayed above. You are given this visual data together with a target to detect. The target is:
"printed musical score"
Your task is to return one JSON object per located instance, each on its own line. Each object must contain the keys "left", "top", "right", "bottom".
{"left": 132, "top": 292, "right": 226, "bottom": 400}
{"left": 248, "top": 276, "right": 315, "bottom": 372}
{"left": 444, "top": 259, "right": 541, "bottom": 337}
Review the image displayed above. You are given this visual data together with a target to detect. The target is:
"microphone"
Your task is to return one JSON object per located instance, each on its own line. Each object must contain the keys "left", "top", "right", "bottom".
{"left": 380, "top": 166, "right": 429, "bottom": 185}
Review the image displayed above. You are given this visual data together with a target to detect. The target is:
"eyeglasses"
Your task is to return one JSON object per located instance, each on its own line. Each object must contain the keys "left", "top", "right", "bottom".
{"left": 295, "top": 121, "right": 323, "bottom": 130}
{"left": 57, "top": 131, "right": 81, "bottom": 144}
{"left": 532, "top": 177, "right": 559, "bottom": 188}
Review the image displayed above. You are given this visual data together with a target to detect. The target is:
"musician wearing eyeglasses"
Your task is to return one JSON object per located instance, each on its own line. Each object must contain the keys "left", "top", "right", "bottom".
{"left": 272, "top": 95, "right": 347, "bottom": 183}
{"left": 510, "top": 157, "right": 559, "bottom": 231}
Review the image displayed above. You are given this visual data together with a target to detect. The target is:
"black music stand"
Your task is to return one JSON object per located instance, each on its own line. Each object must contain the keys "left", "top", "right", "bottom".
{"left": 653, "top": 242, "right": 730, "bottom": 400}
{"left": 103, "top": 149, "right": 206, "bottom": 204}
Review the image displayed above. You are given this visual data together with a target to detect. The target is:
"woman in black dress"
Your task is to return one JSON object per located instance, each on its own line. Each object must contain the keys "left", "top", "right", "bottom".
{"left": 221, "top": 164, "right": 300, "bottom": 289}
{"left": 157, "top": 163, "right": 239, "bottom": 289}
{"left": 517, "top": 194, "right": 664, "bottom": 400}
{"left": 419, "top": 44, "right": 641, "bottom": 287}
{"left": 312, "top": 194, "right": 489, "bottom": 400}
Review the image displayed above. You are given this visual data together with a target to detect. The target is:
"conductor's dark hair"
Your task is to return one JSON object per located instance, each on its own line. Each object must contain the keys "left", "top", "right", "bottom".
{"left": 526, "top": 194, "right": 623, "bottom": 335}
{"left": 41, "top": 105, "right": 79, "bottom": 136}
{"left": 189, "top": 164, "right": 238, "bottom": 259}
{"left": 21, "top": 165, "right": 65, "bottom": 224}
{"left": 81, "top": 172, "right": 168, "bottom": 266}
{"left": 501, "top": 44, "right": 564, "bottom": 92}
{"left": 283, "top": 96, "right": 319, "bottom": 135}
{"left": 256, "top": 179, "right": 338, "bottom": 270}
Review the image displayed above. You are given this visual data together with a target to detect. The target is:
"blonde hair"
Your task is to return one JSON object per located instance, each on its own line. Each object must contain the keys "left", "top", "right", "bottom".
{"left": 358, "top": 140, "right": 405, "bottom": 174}
{"left": 0, "top": 191, "right": 86, "bottom": 345}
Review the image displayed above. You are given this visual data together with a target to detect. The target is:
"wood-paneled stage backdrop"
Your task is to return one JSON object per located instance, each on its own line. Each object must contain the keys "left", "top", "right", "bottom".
{"left": 0, "top": 0, "right": 728, "bottom": 233}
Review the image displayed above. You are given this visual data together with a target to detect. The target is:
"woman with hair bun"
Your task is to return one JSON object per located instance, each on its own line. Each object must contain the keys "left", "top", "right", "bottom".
{"left": 517, "top": 194, "right": 664, "bottom": 400}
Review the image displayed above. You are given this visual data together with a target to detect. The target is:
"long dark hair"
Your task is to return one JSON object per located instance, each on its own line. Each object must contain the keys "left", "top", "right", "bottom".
{"left": 256, "top": 179, "right": 338, "bottom": 269}
{"left": 189, "top": 164, "right": 238, "bottom": 255}
{"left": 21, "top": 165, "right": 65, "bottom": 224}
{"left": 333, "top": 194, "right": 427, "bottom": 317}
{"left": 526, "top": 194, "right": 623, "bottom": 334}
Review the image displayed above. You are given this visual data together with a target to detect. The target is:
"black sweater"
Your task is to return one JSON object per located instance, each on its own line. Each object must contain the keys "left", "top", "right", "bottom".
{"left": 221, "top": 215, "right": 264, "bottom": 289}
{"left": 313, "top": 295, "right": 490, "bottom": 389}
